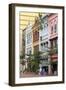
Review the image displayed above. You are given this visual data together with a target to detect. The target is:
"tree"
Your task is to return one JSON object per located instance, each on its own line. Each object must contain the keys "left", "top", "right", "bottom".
{"left": 27, "top": 54, "right": 33, "bottom": 72}
{"left": 38, "top": 13, "right": 44, "bottom": 30}
{"left": 26, "top": 51, "right": 41, "bottom": 73}
{"left": 48, "top": 46, "right": 58, "bottom": 55}
{"left": 31, "top": 51, "right": 41, "bottom": 73}
{"left": 20, "top": 53, "right": 25, "bottom": 66}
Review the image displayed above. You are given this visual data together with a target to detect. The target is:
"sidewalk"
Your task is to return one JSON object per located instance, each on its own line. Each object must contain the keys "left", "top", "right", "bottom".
{"left": 20, "top": 71, "right": 40, "bottom": 77}
{"left": 20, "top": 71, "right": 57, "bottom": 78}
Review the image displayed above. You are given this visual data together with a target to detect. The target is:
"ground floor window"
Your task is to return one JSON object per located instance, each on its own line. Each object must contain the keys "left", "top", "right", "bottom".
{"left": 41, "top": 66, "right": 48, "bottom": 75}
{"left": 51, "top": 62, "right": 58, "bottom": 75}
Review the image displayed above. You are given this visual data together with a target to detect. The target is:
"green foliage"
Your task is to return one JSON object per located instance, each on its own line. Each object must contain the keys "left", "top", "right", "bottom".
{"left": 48, "top": 46, "right": 58, "bottom": 55}
{"left": 20, "top": 53, "right": 25, "bottom": 65}
{"left": 21, "top": 60, "right": 25, "bottom": 65}
{"left": 38, "top": 13, "right": 44, "bottom": 30}
{"left": 31, "top": 60, "right": 39, "bottom": 73}
{"left": 27, "top": 51, "right": 41, "bottom": 73}
{"left": 39, "top": 24, "right": 43, "bottom": 30}
{"left": 20, "top": 52, "right": 25, "bottom": 59}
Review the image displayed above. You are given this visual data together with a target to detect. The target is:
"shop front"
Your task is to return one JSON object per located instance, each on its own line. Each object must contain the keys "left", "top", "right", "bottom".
{"left": 51, "top": 54, "right": 58, "bottom": 75}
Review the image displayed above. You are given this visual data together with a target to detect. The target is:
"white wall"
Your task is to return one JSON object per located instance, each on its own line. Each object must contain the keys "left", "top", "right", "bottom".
{"left": 0, "top": 0, "right": 66, "bottom": 90}
{"left": 25, "top": 24, "right": 32, "bottom": 54}
{"left": 19, "top": 30, "right": 22, "bottom": 56}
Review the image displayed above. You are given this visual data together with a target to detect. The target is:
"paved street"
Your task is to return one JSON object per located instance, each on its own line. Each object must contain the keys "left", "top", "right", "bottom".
{"left": 20, "top": 71, "right": 41, "bottom": 77}
{"left": 20, "top": 71, "right": 53, "bottom": 78}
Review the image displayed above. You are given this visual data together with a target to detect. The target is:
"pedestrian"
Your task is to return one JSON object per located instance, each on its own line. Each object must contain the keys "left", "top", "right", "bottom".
{"left": 39, "top": 67, "right": 42, "bottom": 75}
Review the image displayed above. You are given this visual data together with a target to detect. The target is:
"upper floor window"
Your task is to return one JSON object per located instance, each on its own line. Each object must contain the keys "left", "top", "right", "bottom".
{"left": 54, "top": 39, "right": 57, "bottom": 47}
{"left": 51, "top": 40, "right": 53, "bottom": 48}
{"left": 40, "top": 36, "right": 42, "bottom": 41}
{"left": 50, "top": 39, "right": 57, "bottom": 48}
{"left": 46, "top": 42, "right": 48, "bottom": 48}
{"left": 27, "top": 47, "right": 32, "bottom": 55}
{"left": 51, "top": 26, "right": 53, "bottom": 34}
{"left": 44, "top": 23, "right": 48, "bottom": 29}
{"left": 33, "top": 30, "right": 39, "bottom": 42}
{"left": 27, "top": 32, "right": 32, "bottom": 44}
{"left": 54, "top": 24, "right": 57, "bottom": 33}
{"left": 41, "top": 43, "right": 43, "bottom": 46}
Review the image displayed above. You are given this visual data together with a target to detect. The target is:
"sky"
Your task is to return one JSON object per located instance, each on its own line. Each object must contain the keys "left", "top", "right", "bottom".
{"left": 19, "top": 12, "right": 45, "bottom": 30}
{"left": 19, "top": 12, "right": 39, "bottom": 30}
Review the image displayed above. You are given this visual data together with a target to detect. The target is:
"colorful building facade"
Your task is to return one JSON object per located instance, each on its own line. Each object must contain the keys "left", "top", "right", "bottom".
{"left": 48, "top": 13, "right": 58, "bottom": 75}
{"left": 32, "top": 17, "right": 39, "bottom": 53}
{"left": 20, "top": 13, "right": 58, "bottom": 76}
{"left": 39, "top": 15, "right": 49, "bottom": 75}
{"left": 25, "top": 23, "right": 33, "bottom": 56}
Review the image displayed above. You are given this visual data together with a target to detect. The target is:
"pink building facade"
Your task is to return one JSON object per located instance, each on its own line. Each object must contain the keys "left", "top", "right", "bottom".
{"left": 48, "top": 14, "right": 58, "bottom": 75}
